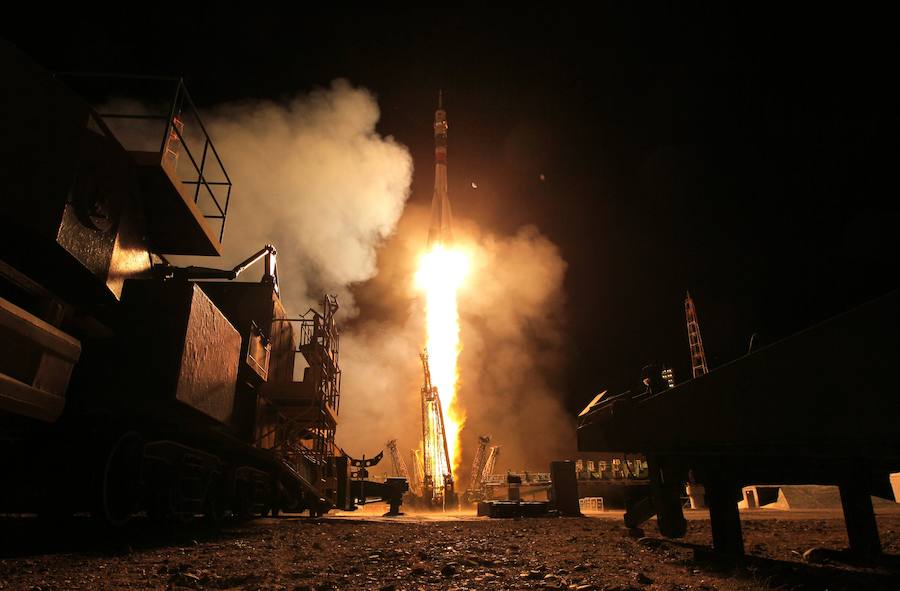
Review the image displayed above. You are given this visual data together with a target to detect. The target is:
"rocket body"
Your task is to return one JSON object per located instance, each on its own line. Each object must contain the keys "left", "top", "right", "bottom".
{"left": 428, "top": 97, "right": 453, "bottom": 246}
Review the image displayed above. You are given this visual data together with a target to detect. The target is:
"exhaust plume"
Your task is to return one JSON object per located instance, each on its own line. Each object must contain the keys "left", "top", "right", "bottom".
{"left": 338, "top": 206, "right": 575, "bottom": 477}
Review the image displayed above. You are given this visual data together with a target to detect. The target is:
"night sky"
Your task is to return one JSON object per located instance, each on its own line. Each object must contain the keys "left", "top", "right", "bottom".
{"left": 6, "top": 7, "right": 899, "bottom": 413}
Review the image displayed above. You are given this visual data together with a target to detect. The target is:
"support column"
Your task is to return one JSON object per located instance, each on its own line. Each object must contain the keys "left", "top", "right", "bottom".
{"left": 705, "top": 479, "right": 744, "bottom": 555}
{"left": 839, "top": 480, "right": 881, "bottom": 556}
{"left": 550, "top": 461, "right": 581, "bottom": 516}
{"left": 648, "top": 454, "right": 687, "bottom": 538}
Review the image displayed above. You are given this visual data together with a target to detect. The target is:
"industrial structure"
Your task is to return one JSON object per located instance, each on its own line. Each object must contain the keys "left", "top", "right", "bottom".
{"left": 386, "top": 439, "right": 411, "bottom": 482}
{"left": 410, "top": 449, "right": 424, "bottom": 495}
{"left": 418, "top": 351, "right": 456, "bottom": 508}
{"left": 578, "top": 290, "right": 900, "bottom": 557}
{"left": 661, "top": 367, "right": 675, "bottom": 388}
{"left": 468, "top": 435, "right": 492, "bottom": 492}
{"left": 0, "top": 40, "right": 404, "bottom": 524}
{"left": 464, "top": 435, "right": 501, "bottom": 503}
{"left": 684, "top": 291, "right": 709, "bottom": 378}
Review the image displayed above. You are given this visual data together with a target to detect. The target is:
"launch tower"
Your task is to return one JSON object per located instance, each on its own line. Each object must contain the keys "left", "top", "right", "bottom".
{"left": 685, "top": 292, "right": 709, "bottom": 378}
{"left": 419, "top": 350, "right": 455, "bottom": 507}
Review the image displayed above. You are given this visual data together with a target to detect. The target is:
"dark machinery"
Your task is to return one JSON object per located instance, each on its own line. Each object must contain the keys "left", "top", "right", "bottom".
{"left": 577, "top": 289, "right": 900, "bottom": 557}
{"left": 337, "top": 451, "right": 408, "bottom": 516}
{"left": 0, "top": 39, "right": 399, "bottom": 524}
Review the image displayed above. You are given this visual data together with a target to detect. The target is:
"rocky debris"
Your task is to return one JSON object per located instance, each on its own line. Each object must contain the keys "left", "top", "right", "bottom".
{"left": 625, "top": 528, "right": 645, "bottom": 538}
{"left": 167, "top": 571, "right": 201, "bottom": 589}
{"left": 637, "top": 537, "right": 664, "bottom": 548}
{"left": 801, "top": 546, "right": 829, "bottom": 564}
{"left": 3, "top": 512, "right": 900, "bottom": 591}
{"left": 410, "top": 566, "right": 427, "bottom": 577}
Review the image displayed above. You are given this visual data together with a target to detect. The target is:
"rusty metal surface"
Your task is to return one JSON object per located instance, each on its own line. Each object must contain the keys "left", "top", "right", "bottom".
{"left": 130, "top": 150, "right": 222, "bottom": 256}
{"left": 1, "top": 39, "right": 151, "bottom": 306}
{"left": 175, "top": 284, "right": 240, "bottom": 424}
{"left": 200, "top": 282, "right": 296, "bottom": 383}
{"left": 119, "top": 280, "right": 239, "bottom": 426}
{"left": 200, "top": 282, "right": 297, "bottom": 441}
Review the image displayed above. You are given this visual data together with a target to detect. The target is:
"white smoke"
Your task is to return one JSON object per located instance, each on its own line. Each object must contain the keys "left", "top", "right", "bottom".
{"left": 99, "top": 82, "right": 574, "bottom": 476}
{"left": 201, "top": 79, "right": 413, "bottom": 315}
{"left": 456, "top": 224, "right": 574, "bottom": 477}
{"left": 106, "top": 80, "right": 574, "bottom": 473}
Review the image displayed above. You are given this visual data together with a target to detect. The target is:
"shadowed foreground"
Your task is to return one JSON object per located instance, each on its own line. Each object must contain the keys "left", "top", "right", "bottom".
{"left": 1, "top": 510, "right": 899, "bottom": 590}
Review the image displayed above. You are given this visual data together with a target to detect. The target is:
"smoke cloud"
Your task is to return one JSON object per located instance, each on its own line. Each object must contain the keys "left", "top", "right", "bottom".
{"left": 200, "top": 79, "right": 413, "bottom": 315}
{"left": 337, "top": 205, "right": 575, "bottom": 483}
{"left": 110, "top": 80, "right": 575, "bottom": 479}
{"left": 456, "top": 222, "right": 575, "bottom": 479}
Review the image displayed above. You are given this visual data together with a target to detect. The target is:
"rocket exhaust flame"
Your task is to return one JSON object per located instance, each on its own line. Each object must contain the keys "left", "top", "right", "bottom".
{"left": 415, "top": 92, "right": 469, "bottom": 506}
{"left": 416, "top": 245, "right": 469, "bottom": 471}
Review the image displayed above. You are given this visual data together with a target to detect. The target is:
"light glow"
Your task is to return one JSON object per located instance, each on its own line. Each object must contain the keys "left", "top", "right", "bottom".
{"left": 415, "top": 243, "right": 470, "bottom": 476}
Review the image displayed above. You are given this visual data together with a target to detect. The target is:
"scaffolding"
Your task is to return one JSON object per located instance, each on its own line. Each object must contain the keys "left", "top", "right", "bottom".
{"left": 386, "top": 439, "right": 411, "bottom": 480}
{"left": 468, "top": 435, "right": 492, "bottom": 492}
{"left": 56, "top": 73, "right": 232, "bottom": 244}
{"left": 256, "top": 295, "right": 342, "bottom": 502}
{"left": 464, "top": 437, "right": 502, "bottom": 503}
{"left": 419, "top": 350, "right": 455, "bottom": 507}
{"left": 297, "top": 295, "right": 341, "bottom": 471}
{"left": 410, "top": 449, "right": 424, "bottom": 496}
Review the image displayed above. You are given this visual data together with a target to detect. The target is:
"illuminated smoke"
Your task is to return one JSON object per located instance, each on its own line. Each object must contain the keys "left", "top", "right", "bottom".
{"left": 100, "top": 85, "right": 573, "bottom": 475}
{"left": 415, "top": 243, "right": 470, "bottom": 480}
{"left": 200, "top": 79, "right": 413, "bottom": 315}
{"left": 338, "top": 206, "right": 574, "bottom": 478}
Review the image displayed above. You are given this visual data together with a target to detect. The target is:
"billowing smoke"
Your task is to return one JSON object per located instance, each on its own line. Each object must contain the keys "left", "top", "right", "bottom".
{"left": 337, "top": 205, "right": 575, "bottom": 481}
{"left": 456, "top": 222, "right": 575, "bottom": 479}
{"left": 197, "top": 80, "right": 413, "bottom": 315}
{"left": 108, "top": 80, "right": 574, "bottom": 478}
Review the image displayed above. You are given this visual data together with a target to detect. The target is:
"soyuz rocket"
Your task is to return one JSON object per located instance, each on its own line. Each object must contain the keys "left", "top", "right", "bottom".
{"left": 427, "top": 91, "right": 453, "bottom": 247}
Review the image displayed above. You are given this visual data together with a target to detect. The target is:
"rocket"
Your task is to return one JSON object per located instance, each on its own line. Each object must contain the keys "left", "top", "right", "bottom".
{"left": 427, "top": 91, "right": 453, "bottom": 246}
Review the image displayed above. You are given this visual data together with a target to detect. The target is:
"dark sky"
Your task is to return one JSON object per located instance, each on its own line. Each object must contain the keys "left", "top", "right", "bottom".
{"left": 6, "top": 7, "right": 899, "bottom": 412}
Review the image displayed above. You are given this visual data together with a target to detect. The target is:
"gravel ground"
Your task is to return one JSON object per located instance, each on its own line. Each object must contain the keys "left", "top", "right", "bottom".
{"left": 1, "top": 509, "right": 899, "bottom": 591}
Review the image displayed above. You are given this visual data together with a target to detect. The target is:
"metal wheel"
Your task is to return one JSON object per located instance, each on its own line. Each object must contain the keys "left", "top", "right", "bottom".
{"left": 96, "top": 431, "right": 144, "bottom": 527}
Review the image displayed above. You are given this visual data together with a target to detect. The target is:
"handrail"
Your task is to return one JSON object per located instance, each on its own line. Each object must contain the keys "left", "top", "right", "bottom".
{"left": 53, "top": 73, "right": 233, "bottom": 243}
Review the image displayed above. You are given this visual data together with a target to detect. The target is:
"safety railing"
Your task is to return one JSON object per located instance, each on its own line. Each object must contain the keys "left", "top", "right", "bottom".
{"left": 53, "top": 73, "right": 232, "bottom": 242}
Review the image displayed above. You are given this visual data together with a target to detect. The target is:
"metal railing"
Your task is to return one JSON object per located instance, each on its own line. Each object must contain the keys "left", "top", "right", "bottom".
{"left": 292, "top": 296, "right": 341, "bottom": 414}
{"left": 54, "top": 73, "right": 233, "bottom": 243}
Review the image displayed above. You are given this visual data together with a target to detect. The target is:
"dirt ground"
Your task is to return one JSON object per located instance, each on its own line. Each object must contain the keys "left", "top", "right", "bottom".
{"left": 1, "top": 508, "right": 899, "bottom": 591}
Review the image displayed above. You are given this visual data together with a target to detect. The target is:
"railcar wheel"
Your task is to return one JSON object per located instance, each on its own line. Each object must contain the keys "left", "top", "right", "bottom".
{"left": 203, "top": 480, "right": 227, "bottom": 528}
{"left": 96, "top": 431, "right": 144, "bottom": 527}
